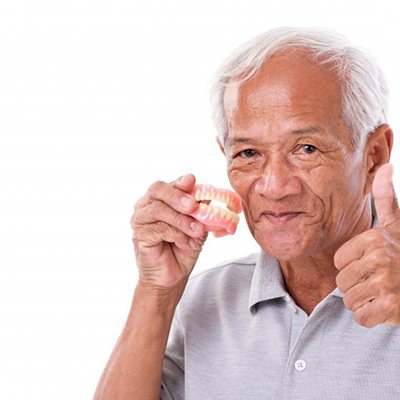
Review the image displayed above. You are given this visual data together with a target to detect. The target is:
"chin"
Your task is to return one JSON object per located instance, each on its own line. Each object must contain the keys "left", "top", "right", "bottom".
{"left": 253, "top": 225, "right": 320, "bottom": 261}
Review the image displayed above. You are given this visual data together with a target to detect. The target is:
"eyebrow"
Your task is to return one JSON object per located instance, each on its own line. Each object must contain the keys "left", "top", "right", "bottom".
{"left": 227, "top": 126, "right": 324, "bottom": 146}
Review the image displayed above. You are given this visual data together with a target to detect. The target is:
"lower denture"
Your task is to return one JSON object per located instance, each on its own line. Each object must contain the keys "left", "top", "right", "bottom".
{"left": 189, "top": 184, "right": 242, "bottom": 237}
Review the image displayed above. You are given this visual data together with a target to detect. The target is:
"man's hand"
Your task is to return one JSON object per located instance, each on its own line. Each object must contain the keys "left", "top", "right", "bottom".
{"left": 334, "top": 163, "right": 400, "bottom": 328}
{"left": 131, "top": 174, "right": 207, "bottom": 289}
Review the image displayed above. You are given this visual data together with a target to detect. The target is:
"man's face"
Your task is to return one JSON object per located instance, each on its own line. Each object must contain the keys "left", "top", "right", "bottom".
{"left": 223, "top": 49, "right": 369, "bottom": 261}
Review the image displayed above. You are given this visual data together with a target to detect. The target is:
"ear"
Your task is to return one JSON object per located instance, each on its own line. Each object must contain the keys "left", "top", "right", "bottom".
{"left": 364, "top": 123, "right": 393, "bottom": 195}
{"left": 216, "top": 136, "right": 225, "bottom": 155}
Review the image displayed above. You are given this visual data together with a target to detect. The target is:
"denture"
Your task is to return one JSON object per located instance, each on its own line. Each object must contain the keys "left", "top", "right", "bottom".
{"left": 189, "top": 184, "right": 242, "bottom": 237}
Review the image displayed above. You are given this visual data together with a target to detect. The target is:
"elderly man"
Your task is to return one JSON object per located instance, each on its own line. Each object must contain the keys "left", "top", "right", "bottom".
{"left": 94, "top": 27, "right": 400, "bottom": 399}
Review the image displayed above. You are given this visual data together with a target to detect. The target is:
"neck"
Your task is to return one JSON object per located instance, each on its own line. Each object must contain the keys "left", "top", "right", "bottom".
{"left": 279, "top": 202, "right": 373, "bottom": 315}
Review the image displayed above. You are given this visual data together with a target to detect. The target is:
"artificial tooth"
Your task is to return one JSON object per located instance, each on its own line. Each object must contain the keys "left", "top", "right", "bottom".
{"left": 213, "top": 206, "right": 222, "bottom": 217}
{"left": 210, "top": 186, "right": 215, "bottom": 199}
{"left": 199, "top": 202, "right": 207, "bottom": 211}
{"left": 224, "top": 210, "right": 233, "bottom": 221}
{"left": 220, "top": 207, "right": 226, "bottom": 217}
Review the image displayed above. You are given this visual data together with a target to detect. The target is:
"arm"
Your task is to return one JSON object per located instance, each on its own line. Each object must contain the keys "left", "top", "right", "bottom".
{"left": 93, "top": 174, "right": 207, "bottom": 400}
{"left": 93, "top": 281, "right": 186, "bottom": 400}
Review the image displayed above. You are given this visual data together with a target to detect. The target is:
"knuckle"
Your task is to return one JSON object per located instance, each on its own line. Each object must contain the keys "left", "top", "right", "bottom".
{"left": 131, "top": 225, "right": 140, "bottom": 241}
{"left": 172, "top": 212, "right": 187, "bottom": 229}
{"left": 354, "top": 309, "right": 373, "bottom": 328}
{"left": 152, "top": 221, "right": 170, "bottom": 235}
{"left": 132, "top": 198, "right": 145, "bottom": 223}
{"left": 131, "top": 224, "right": 147, "bottom": 243}
{"left": 343, "top": 293, "right": 354, "bottom": 310}
{"left": 130, "top": 209, "right": 143, "bottom": 230}
{"left": 148, "top": 180, "right": 179, "bottom": 206}
{"left": 133, "top": 196, "right": 147, "bottom": 212}
{"left": 147, "top": 201, "right": 161, "bottom": 216}
{"left": 365, "top": 250, "right": 389, "bottom": 271}
{"left": 148, "top": 180, "right": 165, "bottom": 196}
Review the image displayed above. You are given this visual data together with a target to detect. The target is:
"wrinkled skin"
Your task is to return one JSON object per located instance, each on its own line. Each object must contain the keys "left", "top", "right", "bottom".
{"left": 222, "top": 48, "right": 400, "bottom": 325}
{"left": 334, "top": 164, "right": 400, "bottom": 327}
{"left": 130, "top": 47, "right": 400, "bottom": 327}
{"left": 131, "top": 175, "right": 207, "bottom": 290}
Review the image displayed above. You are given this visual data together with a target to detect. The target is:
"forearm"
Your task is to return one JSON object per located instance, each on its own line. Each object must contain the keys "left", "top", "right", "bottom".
{"left": 93, "top": 280, "right": 186, "bottom": 400}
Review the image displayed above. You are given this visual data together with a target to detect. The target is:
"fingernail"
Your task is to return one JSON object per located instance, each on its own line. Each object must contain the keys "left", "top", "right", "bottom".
{"left": 180, "top": 196, "right": 193, "bottom": 208}
{"left": 190, "top": 221, "right": 201, "bottom": 231}
{"left": 178, "top": 175, "right": 187, "bottom": 182}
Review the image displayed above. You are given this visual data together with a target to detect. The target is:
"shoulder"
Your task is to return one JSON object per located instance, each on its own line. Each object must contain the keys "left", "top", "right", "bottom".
{"left": 189, "top": 252, "right": 259, "bottom": 284}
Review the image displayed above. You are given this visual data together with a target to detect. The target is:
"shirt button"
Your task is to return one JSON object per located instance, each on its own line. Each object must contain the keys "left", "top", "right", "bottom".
{"left": 295, "top": 359, "right": 306, "bottom": 371}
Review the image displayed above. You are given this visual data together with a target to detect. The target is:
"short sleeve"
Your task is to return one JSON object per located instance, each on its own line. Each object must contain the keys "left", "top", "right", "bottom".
{"left": 161, "top": 311, "right": 185, "bottom": 400}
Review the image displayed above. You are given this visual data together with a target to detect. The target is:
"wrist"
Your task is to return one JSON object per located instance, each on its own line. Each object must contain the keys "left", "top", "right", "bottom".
{"left": 133, "top": 278, "right": 188, "bottom": 315}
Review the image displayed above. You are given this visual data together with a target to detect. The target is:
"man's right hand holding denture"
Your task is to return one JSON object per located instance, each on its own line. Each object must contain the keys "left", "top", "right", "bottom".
{"left": 131, "top": 173, "right": 207, "bottom": 290}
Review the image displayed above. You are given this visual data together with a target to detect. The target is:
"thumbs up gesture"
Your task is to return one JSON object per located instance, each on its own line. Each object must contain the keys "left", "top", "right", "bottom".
{"left": 334, "top": 163, "right": 400, "bottom": 328}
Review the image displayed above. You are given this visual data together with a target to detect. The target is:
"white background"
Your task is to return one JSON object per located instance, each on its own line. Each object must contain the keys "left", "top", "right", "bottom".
{"left": 1, "top": 0, "right": 400, "bottom": 398}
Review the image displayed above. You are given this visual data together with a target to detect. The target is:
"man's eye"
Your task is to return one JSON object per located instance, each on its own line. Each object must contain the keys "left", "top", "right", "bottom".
{"left": 238, "top": 149, "right": 257, "bottom": 158}
{"left": 299, "top": 144, "right": 318, "bottom": 154}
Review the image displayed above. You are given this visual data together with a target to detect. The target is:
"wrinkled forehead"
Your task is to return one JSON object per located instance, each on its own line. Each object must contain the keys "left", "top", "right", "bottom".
{"left": 223, "top": 48, "right": 344, "bottom": 128}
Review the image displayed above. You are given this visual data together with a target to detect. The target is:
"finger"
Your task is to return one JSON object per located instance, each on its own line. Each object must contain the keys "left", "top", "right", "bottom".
{"left": 353, "top": 299, "right": 385, "bottom": 328}
{"left": 135, "top": 200, "right": 206, "bottom": 238}
{"left": 133, "top": 174, "right": 197, "bottom": 212}
{"left": 137, "top": 221, "right": 194, "bottom": 250}
{"left": 342, "top": 279, "right": 376, "bottom": 312}
{"left": 333, "top": 230, "right": 371, "bottom": 270}
{"left": 147, "top": 178, "right": 198, "bottom": 215}
{"left": 172, "top": 173, "right": 196, "bottom": 192}
{"left": 372, "top": 163, "right": 398, "bottom": 227}
{"left": 335, "top": 248, "right": 389, "bottom": 292}
{"left": 335, "top": 259, "right": 371, "bottom": 293}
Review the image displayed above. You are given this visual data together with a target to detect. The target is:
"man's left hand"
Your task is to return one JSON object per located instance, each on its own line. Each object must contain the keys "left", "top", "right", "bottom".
{"left": 334, "top": 163, "right": 400, "bottom": 328}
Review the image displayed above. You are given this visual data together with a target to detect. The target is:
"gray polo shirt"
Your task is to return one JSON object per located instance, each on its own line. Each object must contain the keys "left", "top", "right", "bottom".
{"left": 161, "top": 251, "right": 400, "bottom": 399}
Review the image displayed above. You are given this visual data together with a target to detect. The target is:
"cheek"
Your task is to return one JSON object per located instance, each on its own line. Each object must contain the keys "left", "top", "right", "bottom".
{"left": 307, "top": 162, "right": 352, "bottom": 194}
{"left": 227, "top": 167, "right": 254, "bottom": 196}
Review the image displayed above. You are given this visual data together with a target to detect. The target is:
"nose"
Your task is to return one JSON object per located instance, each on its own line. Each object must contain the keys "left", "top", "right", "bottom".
{"left": 254, "top": 158, "right": 302, "bottom": 200}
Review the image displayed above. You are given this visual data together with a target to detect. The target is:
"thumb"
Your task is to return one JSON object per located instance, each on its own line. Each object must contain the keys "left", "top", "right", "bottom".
{"left": 173, "top": 174, "right": 196, "bottom": 192}
{"left": 372, "top": 163, "right": 399, "bottom": 226}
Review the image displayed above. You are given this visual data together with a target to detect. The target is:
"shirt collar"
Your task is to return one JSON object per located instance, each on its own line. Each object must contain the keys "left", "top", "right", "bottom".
{"left": 248, "top": 251, "right": 287, "bottom": 313}
{"left": 248, "top": 207, "right": 378, "bottom": 310}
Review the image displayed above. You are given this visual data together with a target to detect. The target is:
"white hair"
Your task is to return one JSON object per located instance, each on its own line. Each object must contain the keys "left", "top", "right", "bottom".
{"left": 210, "top": 27, "right": 389, "bottom": 149}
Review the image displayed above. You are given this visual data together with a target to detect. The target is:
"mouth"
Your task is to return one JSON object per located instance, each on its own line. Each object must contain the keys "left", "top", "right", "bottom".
{"left": 262, "top": 211, "right": 302, "bottom": 225}
{"left": 189, "top": 184, "right": 243, "bottom": 237}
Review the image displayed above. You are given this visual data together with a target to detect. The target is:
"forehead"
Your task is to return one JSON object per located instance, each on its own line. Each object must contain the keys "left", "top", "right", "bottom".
{"left": 223, "top": 48, "right": 345, "bottom": 139}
